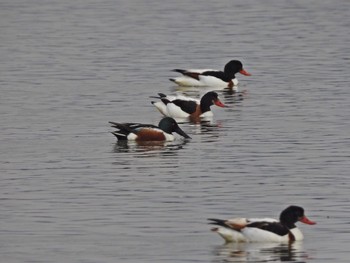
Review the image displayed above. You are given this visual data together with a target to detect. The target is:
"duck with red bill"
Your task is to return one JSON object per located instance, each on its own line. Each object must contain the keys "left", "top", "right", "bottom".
{"left": 151, "top": 91, "right": 226, "bottom": 119}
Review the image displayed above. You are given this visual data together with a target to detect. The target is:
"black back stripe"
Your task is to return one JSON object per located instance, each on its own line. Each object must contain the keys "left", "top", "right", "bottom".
{"left": 172, "top": 100, "right": 197, "bottom": 114}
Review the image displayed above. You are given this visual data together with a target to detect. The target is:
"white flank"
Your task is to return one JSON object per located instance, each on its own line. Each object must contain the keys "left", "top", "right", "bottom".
{"left": 172, "top": 75, "right": 237, "bottom": 89}
{"left": 166, "top": 103, "right": 190, "bottom": 118}
{"left": 164, "top": 133, "right": 175, "bottom": 141}
{"left": 126, "top": 133, "right": 138, "bottom": 141}
{"left": 197, "top": 75, "right": 229, "bottom": 87}
{"left": 214, "top": 227, "right": 247, "bottom": 243}
{"left": 153, "top": 101, "right": 169, "bottom": 116}
{"left": 172, "top": 76, "right": 206, "bottom": 87}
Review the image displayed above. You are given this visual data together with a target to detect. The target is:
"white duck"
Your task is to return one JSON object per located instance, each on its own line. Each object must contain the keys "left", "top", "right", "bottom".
{"left": 208, "top": 206, "right": 316, "bottom": 243}
{"left": 170, "top": 60, "right": 251, "bottom": 90}
{"left": 151, "top": 91, "right": 226, "bottom": 120}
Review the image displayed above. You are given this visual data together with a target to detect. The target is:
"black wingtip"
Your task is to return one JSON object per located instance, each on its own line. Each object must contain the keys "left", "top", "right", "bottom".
{"left": 157, "top": 93, "right": 166, "bottom": 98}
{"left": 207, "top": 218, "right": 227, "bottom": 226}
{"left": 109, "top": 121, "right": 118, "bottom": 127}
{"left": 172, "top": 69, "right": 186, "bottom": 74}
{"left": 150, "top": 93, "right": 167, "bottom": 99}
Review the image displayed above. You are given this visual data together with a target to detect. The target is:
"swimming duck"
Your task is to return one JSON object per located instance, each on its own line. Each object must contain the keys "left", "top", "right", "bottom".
{"left": 151, "top": 91, "right": 226, "bottom": 119}
{"left": 208, "top": 206, "right": 316, "bottom": 243}
{"left": 170, "top": 60, "right": 251, "bottom": 89}
{"left": 109, "top": 117, "right": 191, "bottom": 141}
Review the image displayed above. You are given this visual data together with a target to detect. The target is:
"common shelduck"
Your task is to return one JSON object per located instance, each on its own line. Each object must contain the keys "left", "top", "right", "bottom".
{"left": 169, "top": 60, "right": 251, "bottom": 89}
{"left": 109, "top": 117, "right": 191, "bottom": 141}
{"left": 208, "top": 206, "right": 316, "bottom": 243}
{"left": 151, "top": 91, "right": 226, "bottom": 121}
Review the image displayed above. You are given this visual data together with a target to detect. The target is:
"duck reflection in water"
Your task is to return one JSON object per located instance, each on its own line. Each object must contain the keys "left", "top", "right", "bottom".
{"left": 113, "top": 139, "right": 188, "bottom": 155}
{"left": 212, "top": 241, "right": 308, "bottom": 262}
{"left": 222, "top": 88, "right": 246, "bottom": 105}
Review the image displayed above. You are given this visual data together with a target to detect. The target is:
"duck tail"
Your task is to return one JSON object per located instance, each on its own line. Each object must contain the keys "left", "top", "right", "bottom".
{"left": 111, "top": 131, "right": 127, "bottom": 140}
{"left": 172, "top": 69, "right": 187, "bottom": 74}
{"left": 207, "top": 218, "right": 227, "bottom": 227}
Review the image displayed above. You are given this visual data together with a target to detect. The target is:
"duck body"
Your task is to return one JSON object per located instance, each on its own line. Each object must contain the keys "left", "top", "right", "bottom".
{"left": 209, "top": 206, "right": 316, "bottom": 243}
{"left": 171, "top": 70, "right": 239, "bottom": 88}
{"left": 151, "top": 91, "right": 225, "bottom": 119}
{"left": 170, "top": 60, "right": 251, "bottom": 89}
{"left": 109, "top": 117, "right": 191, "bottom": 141}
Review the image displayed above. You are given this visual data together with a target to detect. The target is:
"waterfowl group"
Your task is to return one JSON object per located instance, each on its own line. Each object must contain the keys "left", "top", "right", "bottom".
{"left": 109, "top": 59, "right": 316, "bottom": 243}
{"left": 110, "top": 60, "right": 247, "bottom": 141}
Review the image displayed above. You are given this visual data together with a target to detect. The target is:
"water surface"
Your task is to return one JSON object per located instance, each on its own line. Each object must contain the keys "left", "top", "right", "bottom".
{"left": 1, "top": 0, "right": 349, "bottom": 262}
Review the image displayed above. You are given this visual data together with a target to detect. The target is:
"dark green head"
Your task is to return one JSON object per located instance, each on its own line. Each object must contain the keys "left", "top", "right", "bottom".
{"left": 158, "top": 117, "right": 191, "bottom": 139}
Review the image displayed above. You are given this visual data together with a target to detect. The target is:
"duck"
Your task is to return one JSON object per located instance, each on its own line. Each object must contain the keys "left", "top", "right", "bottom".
{"left": 151, "top": 91, "right": 226, "bottom": 120}
{"left": 109, "top": 117, "right": 191, "bottom": 141}
{"left": 169, "top": 60, "right": 251, "bottom": 89}
{"left": 208, "top": 206, "right": 316, "bottom": 243}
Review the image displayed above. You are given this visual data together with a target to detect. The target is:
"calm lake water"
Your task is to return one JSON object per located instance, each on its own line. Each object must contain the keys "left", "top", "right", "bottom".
{"left": 1, "top": 0, "right": 350, "bottom": 262}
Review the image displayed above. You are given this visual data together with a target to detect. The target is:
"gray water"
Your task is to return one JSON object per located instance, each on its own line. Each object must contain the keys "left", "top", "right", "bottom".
{"left": 1, "top": 0, "right": 350, "bottom": 262}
